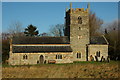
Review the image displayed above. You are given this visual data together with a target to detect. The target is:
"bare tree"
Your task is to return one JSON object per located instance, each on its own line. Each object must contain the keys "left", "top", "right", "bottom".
{"left": 104, "top": 20, "right": 119, "bottom": 60}
{"left": 49, "top": 24, "right": 65, "bottom": 36}
{"left": 8, "top": 21, "right": 24, "bottom": 37}
{"left": 105, "top": 20, "right": 118, "bottom": 43}
{"left": 89, "top": 11, "right": 103, "bottom": 36}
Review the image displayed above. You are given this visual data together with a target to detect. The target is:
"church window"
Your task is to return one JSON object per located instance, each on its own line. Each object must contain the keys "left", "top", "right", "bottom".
{"left": 60, "top": 55, "right": 62, "bottom": 59}
{"left": 56, "top": 55, "right": 62, "bottom": 59}
{"left": 56, "top": 55, "right": 58, "bottom": 59}
{"left": 96, "top": 51, "right": 100, "bottom": 57}
{"left": 78, "top": 16, "right": 82, "bottom": 24}
{"left": 77, "top": 53, "right": 81, "bottom": 58}
{"left": 58, "top": 55, "right": 60, "bottom": 59}
{"left": 23, "top": 55, "right": 25, "bottom": 59}
{"left": 23, "top": 54, "right": 28, "bottom": 59}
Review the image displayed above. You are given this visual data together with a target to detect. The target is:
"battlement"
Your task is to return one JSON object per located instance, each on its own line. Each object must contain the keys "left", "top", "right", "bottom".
{"left": 72, "top": 8, "right": 89, "bottom": 13}
{"left": 66, "top": 3, "right": 90, "bottom": 14}
{"left": 66, "top": 8, "right": 89, "bottom": 13}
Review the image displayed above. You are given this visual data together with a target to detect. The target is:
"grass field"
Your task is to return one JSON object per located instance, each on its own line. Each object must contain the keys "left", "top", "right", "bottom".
{"left": 2, "top": 61, "right": 120, "bottom": 78}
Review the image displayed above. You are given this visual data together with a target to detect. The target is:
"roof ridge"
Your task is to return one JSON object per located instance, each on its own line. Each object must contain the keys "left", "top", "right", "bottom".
{"left": 102, "top": 35, "right": 109, "bottom": 45}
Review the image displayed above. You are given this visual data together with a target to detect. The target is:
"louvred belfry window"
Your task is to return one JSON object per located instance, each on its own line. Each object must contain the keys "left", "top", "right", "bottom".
{"left": 78, "top": 16, "right": 82, "bottom": 24}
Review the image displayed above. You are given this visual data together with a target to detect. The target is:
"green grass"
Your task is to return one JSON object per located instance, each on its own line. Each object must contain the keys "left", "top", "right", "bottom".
{"left": 74, "top": 61, "right": 104, "bottom": 64}
{"left": 2, "top": 60, "right": 120, "bottom": 67}
{"left": 2, "top": 63, "right": 13, "bottom": 67}
{"left": 74, "top": 60, "right": 120, "bottom": 64}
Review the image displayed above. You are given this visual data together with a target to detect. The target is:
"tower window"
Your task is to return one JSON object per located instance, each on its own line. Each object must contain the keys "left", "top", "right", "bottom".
{"left": 77, "top": 53, "right": 81, "bottom": 58}
{"left": 96, "top": 51, "right": 100, "bottom": 57}
{"left": 78, "top": 16, "right": 82, "bottom": 24}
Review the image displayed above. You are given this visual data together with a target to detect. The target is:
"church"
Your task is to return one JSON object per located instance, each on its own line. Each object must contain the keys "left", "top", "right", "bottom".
{"left": 9, "top": 3, "right": 108, "bottom": 65}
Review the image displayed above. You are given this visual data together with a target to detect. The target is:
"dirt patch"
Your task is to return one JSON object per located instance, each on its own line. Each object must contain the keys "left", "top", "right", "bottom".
{"left": 2, "top": 61, "right": 120, "bottom": 78}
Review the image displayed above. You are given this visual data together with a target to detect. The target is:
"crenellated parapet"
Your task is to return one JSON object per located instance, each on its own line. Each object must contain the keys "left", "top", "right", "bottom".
{"left": 66, "top": 3, "right": 90, "bottom": 15}
{"left": 70, "top": 8, "right": 89, "bottom": 13}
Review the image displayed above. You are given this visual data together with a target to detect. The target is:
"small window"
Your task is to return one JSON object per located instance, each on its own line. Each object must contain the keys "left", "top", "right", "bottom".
{"left": 96, "top": 51, "right": 100, "bottom": 57}
{"left": 60, "top": 55, "right": 62, "bottom": 59}
{"left": 79, "top": 27, "right": 81, "bottom": 30}
{"left": 77, "top": 53, "right": 81, "bottom": 58}
{"left": 23, "top": 55, "right": 25, "bottom": 59}
{"left": 58, "top": 55, "right": 60, "bottom": 59}
{"left": 56, "top": 55, "right": 62, "bottom": 59}
{"left": 26, "top": 55, "right": 28, "bottom": 59}
{"left": 23, "top": 54, "right": 27, "bottom": 59}
{"left": 56, "top": 55, "right": 57, "bottom": 59}
{"left": 78, "top": 16, "right": 82, "bottom": 24}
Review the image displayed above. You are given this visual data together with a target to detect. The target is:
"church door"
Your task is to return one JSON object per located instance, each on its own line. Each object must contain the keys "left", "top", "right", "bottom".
{"left": 40, "top": 55, "right": 44, "bottom": 64}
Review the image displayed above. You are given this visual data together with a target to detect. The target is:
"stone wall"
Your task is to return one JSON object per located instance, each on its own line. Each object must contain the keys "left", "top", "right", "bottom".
{"left": 8, "top": 4, "right": 109, "bottom": 65}
{"left": 9, "top": 52, "right": 73, "bottom": 65}
{"left": 88, "top": 44, "right": 108, "bottom": 61}
{"left": 68, "top": 8, "right": 89, "bottom": 61}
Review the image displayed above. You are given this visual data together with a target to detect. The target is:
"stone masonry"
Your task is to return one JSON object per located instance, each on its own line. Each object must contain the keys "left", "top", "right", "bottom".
{"left": 9, "top": 3, "right": 108, "bottom": 65}
{"left": 65, "top": 3, "right": 90, "bottom": 61}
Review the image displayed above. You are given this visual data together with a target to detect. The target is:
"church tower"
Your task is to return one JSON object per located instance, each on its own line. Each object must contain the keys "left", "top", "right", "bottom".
{"left": 65, "top": 3, "right": 90, "bottom": 61}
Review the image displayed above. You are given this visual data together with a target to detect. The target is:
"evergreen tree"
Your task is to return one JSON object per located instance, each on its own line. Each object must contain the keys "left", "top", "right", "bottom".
{"left": 24, "top": 24, "right": 39, "bottom": 36}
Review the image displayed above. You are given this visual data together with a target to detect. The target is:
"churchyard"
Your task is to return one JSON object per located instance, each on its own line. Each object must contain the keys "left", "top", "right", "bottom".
{"left": 2, "top": 60, "right": 120, "bottom": 78}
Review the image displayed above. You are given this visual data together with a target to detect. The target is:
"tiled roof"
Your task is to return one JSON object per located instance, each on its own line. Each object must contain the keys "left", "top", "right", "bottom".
{"left": 12, "top": 36, "right": 70, "bottom": 44}
{"left": 90, "top": 36, "right": 108, "bottom": 44}
{"left": 12, "top": 46, "right": 72, "bottom": 53}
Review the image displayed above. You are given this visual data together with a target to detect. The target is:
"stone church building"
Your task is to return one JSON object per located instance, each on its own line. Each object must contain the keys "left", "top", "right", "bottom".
{"left": 9, "top": 3, "right": 108, "bottom": 65}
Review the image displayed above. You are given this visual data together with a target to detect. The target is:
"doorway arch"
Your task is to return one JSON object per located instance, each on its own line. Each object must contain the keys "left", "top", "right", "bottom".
{"left": 40, "top": 55, "right": 44, "bottom": 64}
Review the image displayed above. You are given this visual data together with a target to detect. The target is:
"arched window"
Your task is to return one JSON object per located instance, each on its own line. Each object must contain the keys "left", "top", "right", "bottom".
{"left": 78, "top": 16, "right": 82, "bottom": 24}
{"left": 96, "top": 51, "right": 100, "bottom": 57}
{"left": 23, "top": 54, "right": 28, "bottom": 59}
{"left": 77, "top": 53, "right": 81, "bottom": 58}
{"left": 25, "top": 55, "right": 28, "bottom": 59}
{"left": 23, "top": 55, "right": 25, "bottom": 59}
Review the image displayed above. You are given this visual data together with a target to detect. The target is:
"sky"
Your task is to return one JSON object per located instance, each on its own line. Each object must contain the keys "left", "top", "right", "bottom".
{"left": 2, "top": 2, "right": 118, "bottom": 34}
